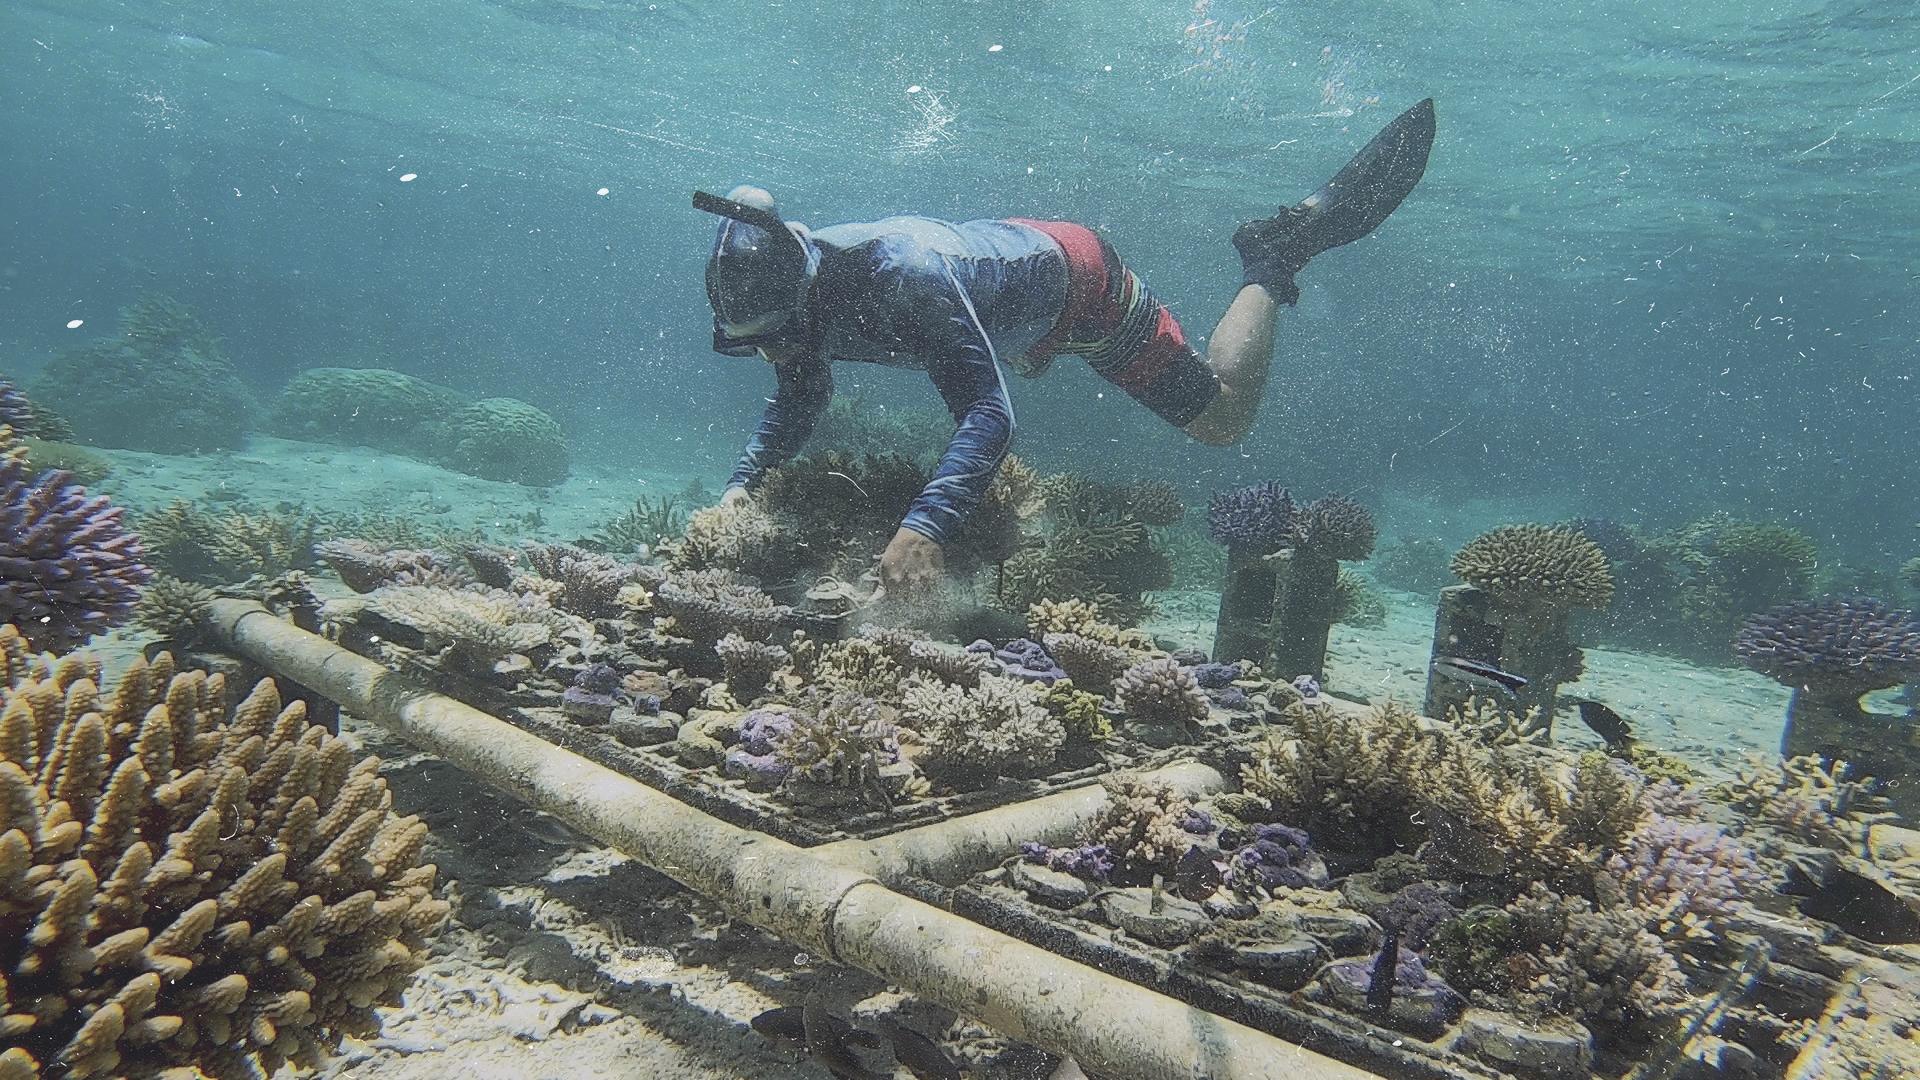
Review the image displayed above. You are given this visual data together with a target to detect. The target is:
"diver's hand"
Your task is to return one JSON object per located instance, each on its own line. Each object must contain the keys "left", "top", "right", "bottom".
{"left": 720, "top": 485, "right": 752, "bottom": 509}
{"left": 875, "top": 528, "right": 945, "bottom": 598}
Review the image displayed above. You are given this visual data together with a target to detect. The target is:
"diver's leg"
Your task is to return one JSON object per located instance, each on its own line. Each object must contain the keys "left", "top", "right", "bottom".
{"left": 1182, "top": 285, "right": 1279, "bottom": 446}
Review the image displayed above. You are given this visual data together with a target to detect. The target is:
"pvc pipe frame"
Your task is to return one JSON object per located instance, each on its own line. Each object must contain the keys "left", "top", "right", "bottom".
{"left": 205, "top": 600, "right": 1378, "bottom": 1080}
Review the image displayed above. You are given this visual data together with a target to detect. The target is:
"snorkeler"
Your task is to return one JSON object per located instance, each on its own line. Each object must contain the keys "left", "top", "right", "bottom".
{"left": 698, "top": 98, "right": 1436, "bottom": 597}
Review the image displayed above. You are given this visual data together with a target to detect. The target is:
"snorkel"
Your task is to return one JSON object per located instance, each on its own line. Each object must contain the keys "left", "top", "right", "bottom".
{"left": 694, "top": 188, "right": 822, "bottom": 358}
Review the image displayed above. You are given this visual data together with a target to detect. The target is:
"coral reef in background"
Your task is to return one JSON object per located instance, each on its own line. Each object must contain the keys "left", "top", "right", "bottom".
{"left": 15, "top": 439, "right": 112, "bottom": 489}
{"left": 440, "top": 397, "right": 570, "bottom": 487}
{"left": 32, "top": 295, "right": 256, "bottom": 453}
{"left": 1733, "top": 597, "right": 1920, "bottom": 699}
{"left": 1332, "top": 569, "right": 1387, "bottom": 627}
{"left": 0, "top": 637, "right": 446, "bottom": 1077}
{"left": 805, "top": 393, "right": 953, "bottom": 466}
{"left": 0, "top": 379, "right": 74, "bottom": 443}
{"left": 0, "top": 430, "right": 151, "bottom": 651}
{"left": 994, "top": 473, "right": 1176, "bottom": 627}
{"left": 1451, "top": 525, "right": 1614, "bottom": 612}
{"left": 268, "top": 367, "right": 469, "bottom": 461}
{"left": 138, "top": 501, "right": 322, "bottom": 587}
{"left": 904, "top": 675, "right": 1064, "bottom": 780}
{"left": 1368, "top": 536, "right": 1456, "bottom": 595}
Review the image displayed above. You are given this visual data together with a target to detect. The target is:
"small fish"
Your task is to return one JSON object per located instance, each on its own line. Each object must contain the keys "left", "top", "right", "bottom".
{"left": 1365, "top": 926, "right": 1402, "bottom": 1016}
{"left": 1431, "top": 655, "right": 1528, "bottom": 696}
{"left": 1573, "top": 698, "right": 1636, "bottom": 751}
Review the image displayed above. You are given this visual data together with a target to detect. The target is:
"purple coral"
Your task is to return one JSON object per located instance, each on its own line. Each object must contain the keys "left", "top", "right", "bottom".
{"left": 1, "top": 449, "right": 151, "bottom": 651}
{"left": 1020, "top": 841, "right": 1115, "bottom": 882}
{"left": 1207, "top": 481, "right": 1296, "bottom": 555}
{"left": 976, "top": 637, "right": 1068, "bottom": 683}
{"left": 561, "top": 662, "right": 623, "bottom": 723}
{"left": 1321, "top": 947, "right": 1465, "bottom": 1032}
{"left": 0, "top": 380, "right": 32, "bottom": 432}
{"left": 1186, "top": 660, "right": 1245, "bottom": 689}
{"left": 1294, "top": 495, "right": 1377, "bottom": 562}
{"left": 725, "top": 708, "right": 796, "bottom": 789}
{"left": 1606, "top": 814, "right": 1767, "bottom": 923}
{"left": 1375, "top": 883, "right": 1462, "bottom": 949}
{"left": 1222, "top": 823, "right": 1329, "bottom": 892}
{"left": 1292, "top": 674, "right": 1322, "bottom": 702}
{"left": 1733, "top": 597, "right": 1920, "bottom": 697}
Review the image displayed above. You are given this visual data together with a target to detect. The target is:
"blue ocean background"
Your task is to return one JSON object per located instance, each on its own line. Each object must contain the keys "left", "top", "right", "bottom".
{"left": 3, "top": 0, "right": 1917, "bottom": 563}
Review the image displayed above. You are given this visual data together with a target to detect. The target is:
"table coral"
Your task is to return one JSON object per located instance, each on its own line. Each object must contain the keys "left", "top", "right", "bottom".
{"left": 0, "top": 637, "right": 446, "bottom": 1077}
{"left": 1207, "top": 481, "right": 1296, "bottom": 556}
{"left": 366, "top": 584, "right": 577, "bottom": 665}
{"left": 316, "top": 539, "right": 471, "bottom": 594}
{"left": 1734, "top": 596, "right": 1920, "bottom": 699}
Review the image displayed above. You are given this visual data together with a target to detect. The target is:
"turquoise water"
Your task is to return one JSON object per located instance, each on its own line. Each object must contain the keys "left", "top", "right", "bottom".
{"left": 6, "top": 0, "right": 1917, "bottom": 555}
{"left": 5, "top": 5, "right": 1920, "bottom": 1075}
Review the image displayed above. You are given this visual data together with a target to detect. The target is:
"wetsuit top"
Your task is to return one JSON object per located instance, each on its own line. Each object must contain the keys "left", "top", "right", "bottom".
{"left": 727, "top": 216, "right": 1069, "bottom": 546}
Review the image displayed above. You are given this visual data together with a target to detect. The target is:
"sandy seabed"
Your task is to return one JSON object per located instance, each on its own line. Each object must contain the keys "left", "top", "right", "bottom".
{"left": 76, "top": 434, "right": 1808, "bottom": 1078}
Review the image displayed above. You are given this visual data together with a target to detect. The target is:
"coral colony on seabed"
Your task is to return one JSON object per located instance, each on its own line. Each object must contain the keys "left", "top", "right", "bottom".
{"left": 8, "top": 290, "right": 1920, "bottom": 1080}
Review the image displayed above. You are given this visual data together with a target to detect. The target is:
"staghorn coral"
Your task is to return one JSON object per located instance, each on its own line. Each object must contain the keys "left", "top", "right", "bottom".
{"left": 1, "top": 434, "right": 151, "bottom": 651}
{"left": 138, "top": 501, "right": 321, "bottom": 586}
{"left": 439, "top": 397, "right": 569, "bottom": 486}
{"left": 365, "top": 585, "right": 578, "bottom": 666}
{"left": 1078, "top": 776, "right": 1205, "bottom": 877}
{"left": 1041, "top": 633, "right": 1141, "bottom": 698}
{"left": 652, "top": 569, "right": 788, "bottom": 644}
{"left": 0, "top": 637, "right": 446, "bottom": 1077}
{"left": 1113, "top": 658, "right": 1207, "bottom": 737}
{"left": 666, "top": 502, "right": 784, "bottom": 577}
{"left": 1717, "top": 754, "right": 1892, "bottom": 850}
{"left": 1038, "top": 680, "right": 1110, "bottom": 742}
{"left": 132, "top": 576, "right": 215, "bottom": 644}
{"left": 1122, "top": 480, "right": 1186, "bottom": 528}
{"left": 1451, "top": 525, "right": 1615, "bottom": 611}
{"left": 992, "top": 473, "right": 1175, "bottom": 625}
{"left": 804, "top": 637, "right": 907, "bottom": 702}
{"left": 267, "top": 367, "right": 468, "bottom": 461}
{"left": 716, "top": 633, "right": 788, "bottom": 698}
{"left": 774, "top": 690, "right": 899, "bottom": 798}
{"left": 1237, "top": 701, "right": 1437, "bottom": 856}
{"left": 1510, "top": 887, "right": 1690, "bottom": 1028}
{"left": 315, "top": 539, "right": 471, "bottom": 595}
{"left": 806, "top": 393, "right": 952, "bottom": 466}
{"left": 1206, "top": 481, "right": 1296, "bottom": 556}
{"left": 903, "top": 675, "right": 1064, "bottom": 779}
{"left": 1293, "top": 495, "right": 1377, "bottom": 562}
{"left": 520, "top": 542, "right": 662, "bottom": 621}
{"left": 1733, "top": 597, "right": 1920, "bottom": 699}
{"left": 1602, "top": 814, "right": 1766, "bottom": 938}
{"left": 32, "top": 296, "right": 254, "bottom": 453}
{"left": 1444, "top": 695, "right": 1549, "bottom": 747}
{"left": 1025, "top": 599, "right": 1150, "bottom": 649}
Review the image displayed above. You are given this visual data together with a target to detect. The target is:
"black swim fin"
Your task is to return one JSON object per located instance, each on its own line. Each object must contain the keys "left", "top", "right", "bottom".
{"left": 1234, "top": 97, "right": 1436, "bottom": 303}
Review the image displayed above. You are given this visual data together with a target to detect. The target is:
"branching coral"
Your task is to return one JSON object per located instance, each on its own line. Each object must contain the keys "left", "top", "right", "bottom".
{"left": 774, "top": 690, "right": 899, "bottom": 798}
{"left": 1601, "top": 814, "right": 1766, "bottom": 938}
{"left": 1733, "top": 597, "right": 1920, "bottom": 699}
{"left": 802, "top": 637, "right": 907, "bottom": 702}
{"left": 1038, "top": 680, "right": 1110, "bottom": 742}
{"left": 1509, "top": 887, "right": 1690, "bottom": 1028}
{"left": 0, "top": 380, "right": 72, "bottom": 443}
{"left": 1717, "top": 754, "right": 1892, "bottom": 850}
{"left": 1237, "top": 701, "right": 1437, "bottom": 856}
{"left": 902, "top": 675, "right": 1064, "bottom": 779}
{"left": 0, "top": 434, "right": 151, "bottom": 651}
{"left": 139, "top": 501, "right": 321, "bottom": 586}
{"left": 1444, "top": 695, "right": 1549, "bottom": 747}
{"left": 0, "top": 638, "right": 446, "bottom": 1077}
{"left": 1207, "top": 481, "right": 1296, "bottom": 556}
{"left": 1332, "top": 569, "right": 1387, "bottom": 627}
{"left": 992, "top": 473, "right": 1176, "bottom": 625}
{"left": 666, "top": 502, "right": 785, "bottom": 578}
{"left": 1451, "top": 525, "right": 1615, "bottom": 611}
{"left": 716, "top": 632, "right": 788, "bottom": 698}
{"left": 1040, "top": 633, "right": 1141, "bottom": 698}
{"left": 1113, "top": 657, "right": 1208, "bottom": 737}
{"left": 757, "top": 452, "right": 929, "bottom": 576}
{"left": 315, "top": 539, "right": 471, "bottom": 594}
{"left": 1078, "top": 776, "right": 1206, "bottom": 878}
{"left": 518, "top": 542, "right": 661, "bottom": 621}
{"left": 652, "top": 569, "right": 789, "bottom": 644}
{"left": 132, "top": 576, "right": 215, "bottom": 644}
{"left": 366, "top": 585, "right": 578, "bottom": 666}
{"left": 1293, "top": 496, "right": 1377, "bottom": 562}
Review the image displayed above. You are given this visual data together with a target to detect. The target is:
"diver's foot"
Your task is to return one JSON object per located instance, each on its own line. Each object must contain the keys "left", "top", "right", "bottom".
{"left": 1233, "top": 97, "right": 1436, "bottom": 304}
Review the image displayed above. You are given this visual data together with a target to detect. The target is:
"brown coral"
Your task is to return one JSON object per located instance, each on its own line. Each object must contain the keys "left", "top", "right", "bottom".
{"left": 131, "top": 576, "right": 215, "bottom": 644}
{"left": 1080, "top": 775, "right": 1199, "bottom": 875}
{"left": 0, "top": 629, "right": 445, "bottom": 1077}
{"left": 667, "top": 502, "right": 785, "bottom": 578}
{"left": 1451, "top": 525, "right": 1614, "bottom": 611}
{"left": 715, "top": 633, "right": 787, "bottom": 699}
{"left": 1113, "top": 658, "right": 1207, "bottom": 737}
{"left": 1041, "top": 633, "right": 1140, "bottom": 698}
{"left": 902, "top": 675, "right": 1064, "bottom": 779}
